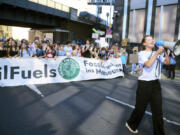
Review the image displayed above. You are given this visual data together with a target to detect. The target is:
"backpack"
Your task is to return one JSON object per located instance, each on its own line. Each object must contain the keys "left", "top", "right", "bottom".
{"left": 170, "top": 57, "right": 176, "bottom": 65}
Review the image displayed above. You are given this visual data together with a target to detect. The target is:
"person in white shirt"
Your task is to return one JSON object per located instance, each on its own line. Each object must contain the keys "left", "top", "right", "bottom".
{"left": 126, "top": 35, "right": 169, "bottom": 135}
{"left": 63, "top": 41, "right": 72, "bottom": 56}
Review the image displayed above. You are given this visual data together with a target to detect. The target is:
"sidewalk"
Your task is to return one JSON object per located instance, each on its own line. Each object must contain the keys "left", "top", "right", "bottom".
{"left": 162, "top": 69, "right": 180, "bottom": 80}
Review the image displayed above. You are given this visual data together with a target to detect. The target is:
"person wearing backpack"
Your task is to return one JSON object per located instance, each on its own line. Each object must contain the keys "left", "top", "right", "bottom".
{"left": 168, "top": 51, "right": 176, "bottom": 79}
{"left": 126, "top": 35, "right": 170, "bottom": 135}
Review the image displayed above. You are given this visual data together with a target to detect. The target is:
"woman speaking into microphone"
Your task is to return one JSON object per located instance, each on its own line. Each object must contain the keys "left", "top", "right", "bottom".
{"left": 126, "top": 35, "right": 169, "bottom": 135}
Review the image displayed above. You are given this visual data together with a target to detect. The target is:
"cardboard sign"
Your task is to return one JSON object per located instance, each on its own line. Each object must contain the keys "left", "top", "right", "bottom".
{"left": 129, "top": 54, "right": 138, "bottom": 63}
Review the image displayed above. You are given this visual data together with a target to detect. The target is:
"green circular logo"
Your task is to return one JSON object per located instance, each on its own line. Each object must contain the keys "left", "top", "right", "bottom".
{"left": 58, "top": 58, "right": 80, "bottom": 80}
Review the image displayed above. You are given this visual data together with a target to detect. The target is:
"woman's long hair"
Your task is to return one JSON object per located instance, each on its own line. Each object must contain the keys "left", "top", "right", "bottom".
{"left": 21, "top": 44, "right": 29, "bottom": 57}
{"left": 141, "top": 35, "right": 151, "bottom": 50}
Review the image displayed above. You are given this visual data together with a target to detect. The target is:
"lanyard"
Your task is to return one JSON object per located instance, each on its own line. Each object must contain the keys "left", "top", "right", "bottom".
{"left": 155, "top": 56, "right": 161, "bottom": 78}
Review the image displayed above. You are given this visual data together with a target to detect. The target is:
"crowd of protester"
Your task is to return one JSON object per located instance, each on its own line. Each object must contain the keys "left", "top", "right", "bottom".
{"left": 0, "top": 37, "right": 128, "bottom": 60}
{"left": 0, "top": 37, "right": 129, "bottom": 74}
{"left": 0, "top": 37, "right": 177, "bottom": 77}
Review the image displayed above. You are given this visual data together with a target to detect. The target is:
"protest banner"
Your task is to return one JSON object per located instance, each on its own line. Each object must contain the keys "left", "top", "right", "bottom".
{"left": 0, "top": 57, "right": 124, "bottom": 86}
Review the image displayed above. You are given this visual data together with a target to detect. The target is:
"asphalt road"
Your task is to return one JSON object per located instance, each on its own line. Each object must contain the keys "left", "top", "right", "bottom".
{"left": 0, "top": 75, "right": 179, "bottom": 135}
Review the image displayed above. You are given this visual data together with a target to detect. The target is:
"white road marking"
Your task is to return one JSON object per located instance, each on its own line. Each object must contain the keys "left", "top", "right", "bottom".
{"left": 106, "top": 96, "right": 180, "bottom": 126}
{"left": 26, "top": 84, "right": 44, "bottom": 97}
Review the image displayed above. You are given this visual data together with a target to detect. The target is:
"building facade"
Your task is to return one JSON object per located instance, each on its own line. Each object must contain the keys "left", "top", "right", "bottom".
{"left": 113, "top": 0, "right": 180, "bottom": 69}
{"left": 0, "top": 25, "right": 12, "bottom": 40}
{"left": 113, "top": 0, "right": 180, "bottom": 43}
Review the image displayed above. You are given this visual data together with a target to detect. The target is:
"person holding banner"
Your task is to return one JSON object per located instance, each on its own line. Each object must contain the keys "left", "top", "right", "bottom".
{"left": 126, "top": 35, "right": 169, "bottom": 135}
{"left": 56, "top": 45, "right": 66, "bottom": 57}
{"left": 98, "top": 47, "right": 107, "bottom": 60}
{"left": 92, "top": 46, "right": 99, "bottom": 59}
{"left": 64, "top": 41, "right": 72, "bottom": 56}
{"left": 8, "top": 38, "right": 19, "bottom": 57}
{"left": 0, "top": 40, "right": 7, "bottom": 57}
{"left": 19, "top": 42, "right": 30, "bottom": 58}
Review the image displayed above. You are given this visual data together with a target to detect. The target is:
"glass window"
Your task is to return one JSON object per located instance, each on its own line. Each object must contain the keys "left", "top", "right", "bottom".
{"left": 154, "top": 5, "right": 177, "bottom": 42}
{"left": 128, "top": 9, "right": 145, "bottom": 43}
{"left": 156, "top": 0, "right": 178, "bottom": 6}
{"left": 130, "top": 0, "right": 146, "bottom": 10}
{"left": 135, "top": 9, "right": 145, "bottom": 43}
{"left": 154, "top": 6, "right": 161, "bottom": 41}
{"left": 128, "top": 10, "right": 134, "bottom": 42}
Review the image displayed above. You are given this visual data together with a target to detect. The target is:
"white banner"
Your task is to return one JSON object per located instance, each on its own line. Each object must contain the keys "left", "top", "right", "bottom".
{"left": 105, "top": 34, "right": 112, "bottom": 38}
{"left": 92, "top": 33, "right": 99, "bottom": 39}
{"left": 0, "top": 57, "right": 124, "bottom": 87}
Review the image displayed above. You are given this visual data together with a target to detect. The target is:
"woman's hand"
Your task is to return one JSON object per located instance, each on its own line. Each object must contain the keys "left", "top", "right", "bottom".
{"left": 156, "top": 47, "right": 164, "bottom": 54}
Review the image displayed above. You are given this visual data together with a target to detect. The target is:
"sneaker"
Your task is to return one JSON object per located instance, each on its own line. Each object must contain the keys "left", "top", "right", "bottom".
{"left": 125, "top": 122, "right": 138, "bottom": 134}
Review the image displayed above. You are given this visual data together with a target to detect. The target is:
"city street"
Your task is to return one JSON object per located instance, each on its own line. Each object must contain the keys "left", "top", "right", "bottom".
{"left": 0, "top": 75, "right": 179, "bottom": 135}
{"left": 1, "top": 0, "right": 180, "bottom": 134}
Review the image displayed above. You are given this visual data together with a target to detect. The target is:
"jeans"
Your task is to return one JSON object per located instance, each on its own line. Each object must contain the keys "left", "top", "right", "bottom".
{"left": 131, "top": 63, "right": 136, "bottom": 73}
{"left": 122, "top": 64, "right": 127, "bottom": 74}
